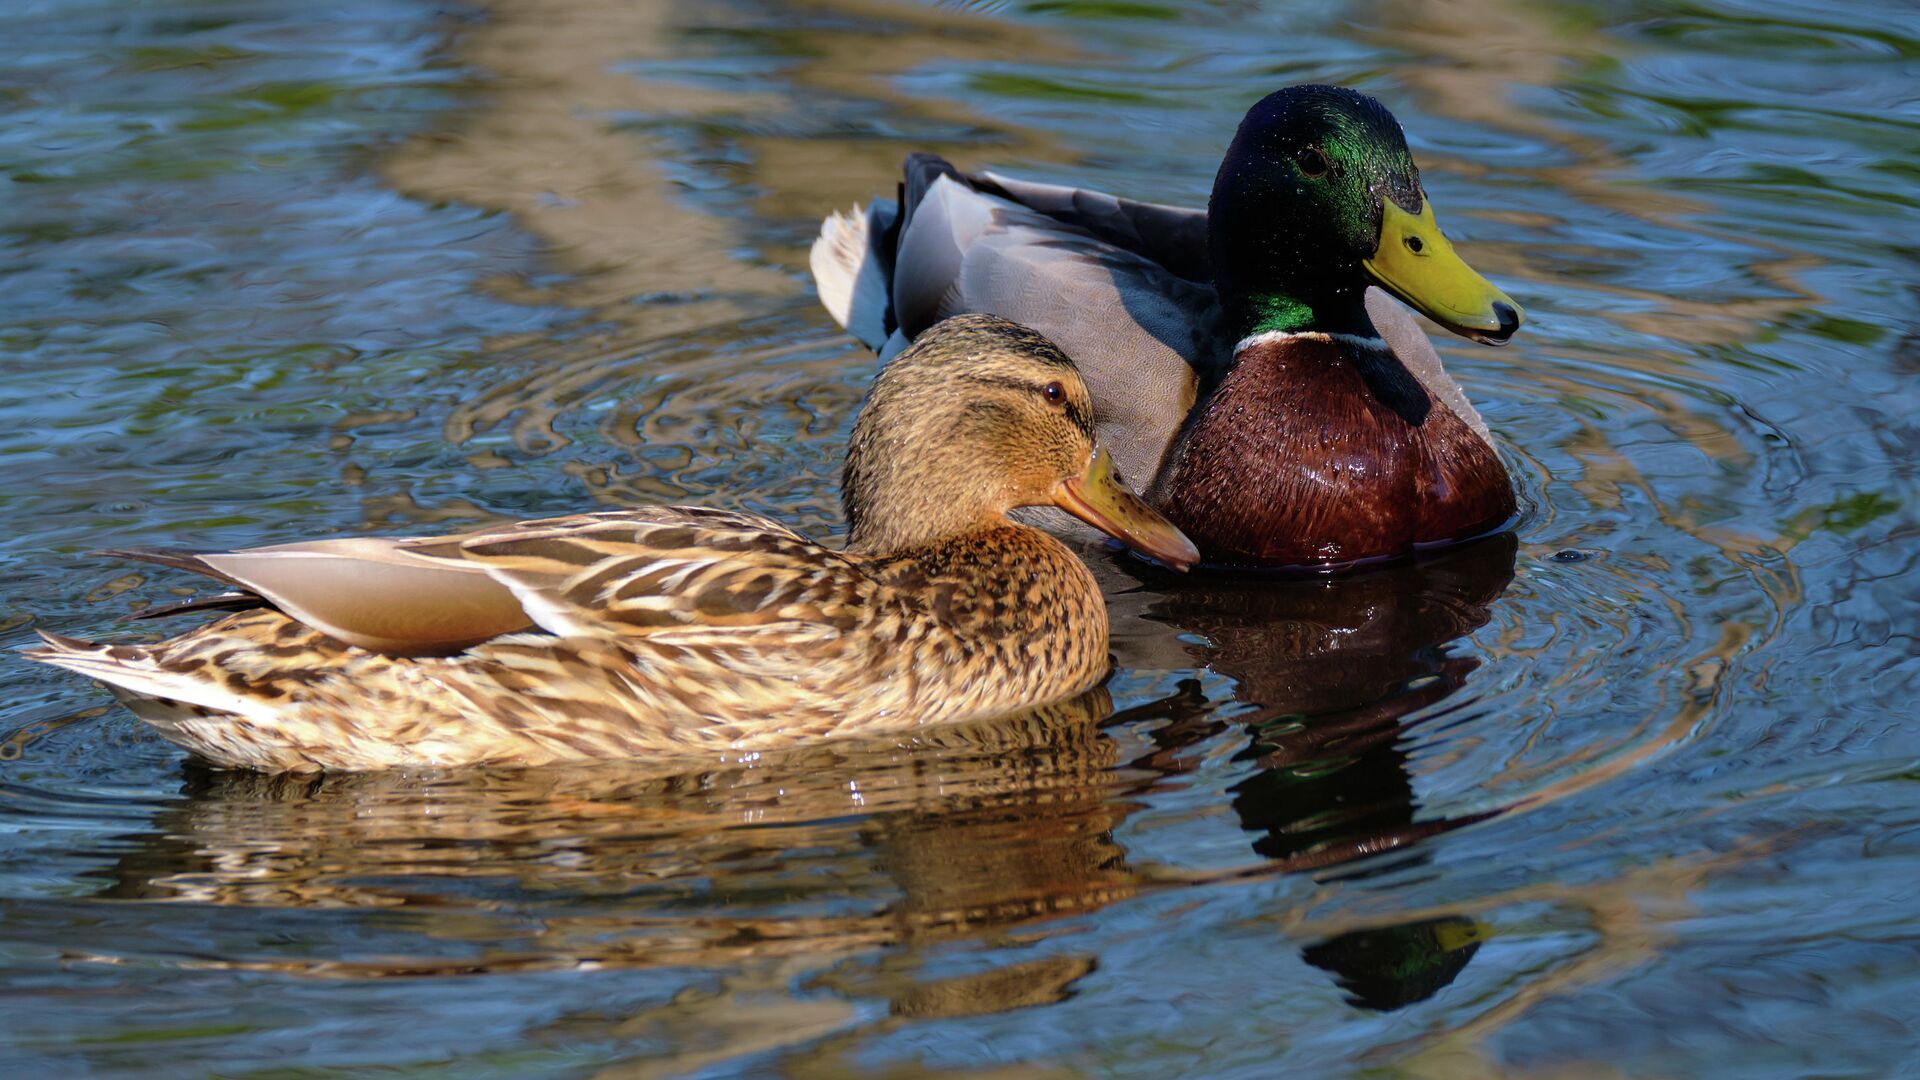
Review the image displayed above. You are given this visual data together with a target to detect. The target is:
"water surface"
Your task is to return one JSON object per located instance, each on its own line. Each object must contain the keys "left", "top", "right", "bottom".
{"left": 2, "top": 0, "right": 1917, "bottom": 1075}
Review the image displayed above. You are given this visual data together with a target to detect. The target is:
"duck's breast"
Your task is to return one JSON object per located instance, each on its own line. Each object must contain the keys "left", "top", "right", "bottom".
{"left": 1154, "top": 333, "right": 1513, "bottom": 567}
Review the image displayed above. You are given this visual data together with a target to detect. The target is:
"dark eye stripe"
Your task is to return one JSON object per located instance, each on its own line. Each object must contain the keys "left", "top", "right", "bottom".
{"left": 961, "top": 373, "right": 1045, "bottom": 393}
{"left": 957, "top": 373, "right": 1095, "bottom": 438}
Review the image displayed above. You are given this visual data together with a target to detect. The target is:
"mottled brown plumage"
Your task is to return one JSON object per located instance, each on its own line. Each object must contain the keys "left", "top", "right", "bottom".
{"left": 27, "top": 315, "right": 1196, "bottom": 772}
{"left": 1154, "top": 332, "right": 1514, "bottom": 567}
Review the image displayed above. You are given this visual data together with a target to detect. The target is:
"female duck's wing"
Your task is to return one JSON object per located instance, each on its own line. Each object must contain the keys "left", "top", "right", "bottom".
{"left": 102, "top": 536, "right": 534, "bottom": 655}
{"left": 98, "top": 509, "right": 862, "bottom": 658}
{"left": 400, "top": 508, "right": 870, "bottom": 653}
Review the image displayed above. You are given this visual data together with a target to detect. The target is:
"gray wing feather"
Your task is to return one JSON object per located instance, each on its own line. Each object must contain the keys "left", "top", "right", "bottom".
{"left": 892, "top": 176, "right": 1219, "bottom": 489}
{"left": 977, "top": 171, "right": 1211, "bottom": 283}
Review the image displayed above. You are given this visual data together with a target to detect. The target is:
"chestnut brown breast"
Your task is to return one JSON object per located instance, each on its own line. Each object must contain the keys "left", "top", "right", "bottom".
{"left": 1153, "top": 334, "right": 1514, "bottom": 568}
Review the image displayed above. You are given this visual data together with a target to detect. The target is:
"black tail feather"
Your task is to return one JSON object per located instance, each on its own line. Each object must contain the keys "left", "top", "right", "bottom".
{"left": 92, "top": 547, "right": 243, "bottom": 588}
{"left": 33, "top": 629, "right": 96, "bottom": 651}
{"left": 897, "top": 151, "right": 965, "bottom": 245}
{"left": 126, "top": 593, "right": 267, "bottom": 621}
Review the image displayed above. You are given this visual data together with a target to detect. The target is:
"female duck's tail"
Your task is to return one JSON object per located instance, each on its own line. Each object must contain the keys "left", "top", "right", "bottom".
{"left": 25, "top": 631, "right": 249, "bottom": 722}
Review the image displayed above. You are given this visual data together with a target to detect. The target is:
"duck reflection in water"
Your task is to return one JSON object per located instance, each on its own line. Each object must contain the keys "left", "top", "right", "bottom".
{"left": 80, "top": 535, "right": 1514, "bottom": 1020}
{"left": 1115, "top": 530, "right": 1517, "bottom": 1010}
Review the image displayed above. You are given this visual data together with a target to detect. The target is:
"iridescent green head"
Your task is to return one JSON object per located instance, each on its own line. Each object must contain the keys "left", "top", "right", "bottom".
{"left": 1208, "top": 85, "right": 1522, "bottom": 345}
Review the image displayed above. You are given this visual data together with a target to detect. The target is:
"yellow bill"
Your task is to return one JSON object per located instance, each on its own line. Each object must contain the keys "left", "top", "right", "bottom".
{"left": 1363, "top": 199, "right": 1523, "bottom": 345}
{"left": 1432, "top": 919, "right": 1490, "bottom": 954}
{"left": 1052, "top": 448, "right": 1199, "bottom": 571}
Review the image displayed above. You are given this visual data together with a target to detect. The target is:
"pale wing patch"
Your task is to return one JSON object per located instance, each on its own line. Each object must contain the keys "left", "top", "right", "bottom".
{"left": 199, "top": 540, "right": 529, "bottom": 654}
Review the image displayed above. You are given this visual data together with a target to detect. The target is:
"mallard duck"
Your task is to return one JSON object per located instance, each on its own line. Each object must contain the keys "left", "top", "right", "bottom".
{"left": 27, "top": 315, "right": 1197, "bottom": 772}
{"left": 812, "top": 84, "right": 1525, "bottom": 569}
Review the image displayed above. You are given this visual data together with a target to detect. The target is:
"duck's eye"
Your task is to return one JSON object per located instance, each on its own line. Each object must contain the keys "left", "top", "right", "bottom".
{"left": 1042, "top": 381, "right": 1066, "bottom": 404}
{"left": 1294, "top": 147, "right": 1329, "bottom": 178}
{"left": 1406, "top": 235, "right": 1425, "bottom": 254}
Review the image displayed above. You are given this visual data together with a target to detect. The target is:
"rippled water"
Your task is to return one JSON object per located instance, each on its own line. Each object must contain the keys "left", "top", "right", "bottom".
{"left": 2, "top": 0, "right": 1916, "bottom": 1074}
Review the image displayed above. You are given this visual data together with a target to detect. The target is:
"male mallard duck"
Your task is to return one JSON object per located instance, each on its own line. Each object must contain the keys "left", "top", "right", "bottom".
{"left": 27, "top": 315, "right": 1197, "bottom": 772}
{"left": 811, "top": 84, "right": 1525, "bottom": 568}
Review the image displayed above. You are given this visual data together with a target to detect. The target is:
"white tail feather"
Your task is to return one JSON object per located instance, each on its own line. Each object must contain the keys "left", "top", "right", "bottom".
{"left": 808, "top": 201, "right": 896, "bottom": 352}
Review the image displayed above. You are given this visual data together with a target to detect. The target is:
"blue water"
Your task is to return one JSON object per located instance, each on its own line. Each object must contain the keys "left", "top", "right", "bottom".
{"left": 1, "top": 0, "right": 1917, "bottom": 1075}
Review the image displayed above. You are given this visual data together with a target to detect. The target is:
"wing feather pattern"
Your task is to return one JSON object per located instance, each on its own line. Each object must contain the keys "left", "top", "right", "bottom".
{"left": 402, "top": 507, "right": 874, "bottom": 650}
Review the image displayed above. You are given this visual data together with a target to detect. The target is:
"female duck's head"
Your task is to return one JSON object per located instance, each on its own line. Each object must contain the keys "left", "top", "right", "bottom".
{"left": 842, "top": 314, "right": 1196, "bottom": 570}
{"left": 1208, "top": 84, "right": 1523, "bottom": 345}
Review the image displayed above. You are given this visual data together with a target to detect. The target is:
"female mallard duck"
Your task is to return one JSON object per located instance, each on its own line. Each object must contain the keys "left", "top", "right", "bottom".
{"left": 27, "top": 315, "right": 1197, "bottom": 773}
{"left": 812, "top": 84, "right": 1526, "bottom": 569}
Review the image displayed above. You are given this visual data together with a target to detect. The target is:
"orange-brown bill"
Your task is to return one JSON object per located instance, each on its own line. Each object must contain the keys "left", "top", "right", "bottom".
{"left": 1052, "top": 448, "right": 1199, "bottom": 571}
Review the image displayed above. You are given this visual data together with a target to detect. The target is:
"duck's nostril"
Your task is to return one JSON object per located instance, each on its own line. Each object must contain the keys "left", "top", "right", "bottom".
{"left": 1492, "top": 301, "right": 1520, "bottom": 336}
